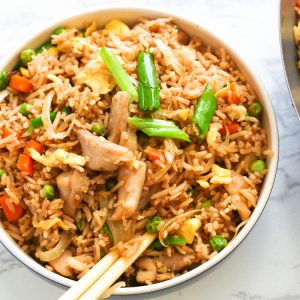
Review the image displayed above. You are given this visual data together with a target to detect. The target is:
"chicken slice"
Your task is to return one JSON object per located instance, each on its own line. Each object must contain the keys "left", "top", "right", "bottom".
{"left": 77, "top": 129, "right": 132, "bottom": 171}
{"left": 158, "top": 253, "right": 194, "bottom": 272}
{"left": 49, "top": 249, "right": 73, "bottom": 277}
{"left": 224, "top": 172, "right": 251, "bottom": 221}
{"left": 136, "top": 257, "right": 157, "bottom": 284}
{"left": 108, "top": 91, "right": 129, "bottom": 144}
{"left": 56, "top": 169, "right": 89, "bottom": 217}
{"left": 110, "top": 161, "right": 146, "bottom": 221}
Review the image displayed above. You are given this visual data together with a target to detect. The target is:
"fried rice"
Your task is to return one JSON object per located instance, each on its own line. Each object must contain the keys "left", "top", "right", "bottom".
{"left": 0, "top": 17, "right": 271, "bottom": 286}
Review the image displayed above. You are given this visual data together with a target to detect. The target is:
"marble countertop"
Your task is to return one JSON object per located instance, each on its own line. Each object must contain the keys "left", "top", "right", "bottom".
{"left": 0, "top": 0, "right": 300, "bottom": 299}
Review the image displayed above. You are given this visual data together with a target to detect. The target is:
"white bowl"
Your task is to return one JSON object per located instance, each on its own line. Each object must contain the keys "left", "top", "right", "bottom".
{"left": 0, "top": 6, "right": 278, "bottom": 296}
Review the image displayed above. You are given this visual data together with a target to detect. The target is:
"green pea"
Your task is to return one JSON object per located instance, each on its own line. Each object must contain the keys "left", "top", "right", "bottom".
{"left": 91, "top": 124, "right": 105, "bottom": 136}
{"left": 53, "top": 27, "right": 66, "bottom": 35}
{"left": 0, "top": 71, "right": 10, "bottom": 91}
{"left": 250, "top": 160, "right": 266, "bottom": 173}
{"left": 19, "top": 103, "right": 31, "bottom": 117}
{"left": 0, "top": 169, "right": 6, "bottom": 177}
{"left": 248, "top": 102, "right": 263, "bottom": 117}
{"left": 200, "top": 199, "right": 212, "bottom": 209}
{"left": 146, "top": 216, "right": 162, "bottom": 233}
{"left": 210, "top": 235, "right": 227, "bottom": 252}
{"left": 20, "top": 49, "right": 35, "bottom": 65}
{"left": 43, "top": 184, "right": 55, "bottom": 200}
{"left": 105, "top": 177, "right": 117, "bottom": 191}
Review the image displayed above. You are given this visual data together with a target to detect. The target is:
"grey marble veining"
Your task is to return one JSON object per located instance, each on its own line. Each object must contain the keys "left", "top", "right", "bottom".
{"left": 0, "top": 0, "right": 300, "bottom": 299}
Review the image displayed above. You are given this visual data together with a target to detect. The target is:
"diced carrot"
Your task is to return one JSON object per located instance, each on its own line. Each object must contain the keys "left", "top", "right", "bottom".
{"left": 220, "top": 122, "right": 239, "bottom": 136}
{"left": 9, "top": 75, "right": 33, "bottom": 93}
{"left": 146, "top": 148, "right": 165, "bottom": 162}
{"left": 17, "top": 154, "right": 34, "bottom": 176}
{"left": 296, "top": 0, "right": 300, "bottom": 8}
{"left": 228, "top": 82, "right": 240, "bottom": 104}
{"left": 0, "top": 194, "right": 24, "bottom": 222}
{"left": 2, "top": 127, "right": 22, "bottom": 141}
{"left": 24, "top": 140, "right": 44, "bottom": 155}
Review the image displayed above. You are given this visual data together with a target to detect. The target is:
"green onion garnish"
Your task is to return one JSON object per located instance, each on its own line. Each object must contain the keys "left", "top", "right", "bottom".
{"left": 193, "top": 83, "right": 217, "bottom": 143}
{"left": 102, "top": 222, "right": 114, "bottom": 242}
{"left": 128, "top": 117, "right": 190, "bottom": 142}
{"left": 99, "top": 47, "right": 138, "bottom": 102}
{"left": 137, "top": 51, "right": 160, "bottom": 112}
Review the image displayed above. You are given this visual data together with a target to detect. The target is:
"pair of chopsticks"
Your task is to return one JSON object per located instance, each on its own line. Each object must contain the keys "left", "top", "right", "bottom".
{"left": 59, "top": 232, "right": 156, "bottom": 300}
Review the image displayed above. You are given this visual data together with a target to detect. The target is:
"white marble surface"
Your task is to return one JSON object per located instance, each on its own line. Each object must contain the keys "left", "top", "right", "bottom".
{"left": 0, "top": 0, "right": 299, "bottom": 299}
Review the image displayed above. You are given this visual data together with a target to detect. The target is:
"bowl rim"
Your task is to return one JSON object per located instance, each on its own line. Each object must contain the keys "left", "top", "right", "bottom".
{"left": 0, "top": 5, "right": 279, "bottom": 296}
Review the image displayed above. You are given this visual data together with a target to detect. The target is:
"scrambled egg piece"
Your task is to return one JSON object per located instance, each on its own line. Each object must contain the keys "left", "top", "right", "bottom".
{"left": 33, "top": 218, "right": 69, "bottom": 231}
{"left": 47, "top": 47, "right": 58, "bottom": 57}
{"left": 177, "top": 109, "right": 190, "bottom": 121}
{"left": 76, "top": 59, "right": 116, "bottom": 94}
{"left": 206, "top": 124, "right": 221, "bottom": 145}
{"left": 29, "top": 148, "right": 86, "bottom": 169}
{"left": 210, "top": 164, "right": 232, "bottom": 185}
{"left": 227, "top": 104, "right": 247, "bottom": 122}
{"left": 197, "top": 180, "right": 210, "bottom": 189}
{"left": 20, "top": 67, "right": 30, "bottom": 78}
{"left": 103, "top": 19, "right": 130, "bottom": 35}
{"left": 177, "top": 218, "right": 201, "bottom": 244}
{"left": 215, "top": 82, "right": 230, "bottom": 97}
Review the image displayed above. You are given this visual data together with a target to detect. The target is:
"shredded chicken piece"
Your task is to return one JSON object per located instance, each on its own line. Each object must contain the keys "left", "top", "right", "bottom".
{"left": 77, "top": 129, "right": 132, "bottom": 171}
{"left": 110, "top": 161, "right": 146, "bottom": 221}
{"left": 158, "top": 253, "right": 194, "bottom": 271}
{"left": 108, "top": 91, "right": 129, "bottom": 144}
{"left": 136, "top": 257, "right": 157, "bottom": 284}
{"left": 224, "top": 172, "right": 251, "bottom": 220}
{"left": 120, "top": 126, "right": 138, "bottom": 152}
{"left": 56, "top": 169, "right": 89, "bottom": 217}
{"left": 49, "top": 249, "right": 73, "bottom": 277}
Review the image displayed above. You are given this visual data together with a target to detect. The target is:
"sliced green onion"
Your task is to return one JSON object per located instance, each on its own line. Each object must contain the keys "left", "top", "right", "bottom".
{"left": 36, "top": 42, "right": 52, "bottom": 54}
{"left": 20, "top": 49, "right": 35, "bottom": 65}
{"left": 99, "top": 47, "right": 138, "bottom": 101}
{"left": 210, "top": 235, "right": 227, "bottom": 252}
{"left": 19, "top": 103, "right": 31, "bottom": 116}
{"left": 128, "top": 117, "right": 190, "bottom": 142}
{"left": 200, "top": 199, "right": 212, "bottom": 209}
{"left": 0, "top": 169, "right": 6, "bottom": 177}
{"left": 91, "top": 124, "right": 105, "bottom": 136}
{"left": 28, "top": 112, "right": 57, "bottom": 133}
{"left": 53, "top": 27, "right": 66, "bottom": 35}
{"left": 76, "top": 220, "right": 84, "bottom": 233}
{"left": 150, "top": 235, "right": 186, "bottom": 250}
{"left": 187, "top": 185, "right": 197, "bottom": 197}
{"left": 250, "top": 160, "right": 266, "bottom": 172}
{"left": 102, "top": 222, "right": 114, "bottom": 242}
{"left": 61, "top": 105, "right": 72, "bottom": 115}
{"left": 43, "top": 184, "right": 55, "bottom": 200}
{"left": 137, "top": 51, "right": 160, "bottom": 112}
{"left": 193, "top": 83, "right": 217, "bottom": 143}
{"left": 0, "top": 71, "right": 10, "bottom": 91}
{"left": 105, "top": 177, "right": 117, "bottom": 191}
{"left": 146, "top": 216, "right": 162, "bottom": 233}
{"left": 248, "top": 102, "right": 263, "bottom": 116}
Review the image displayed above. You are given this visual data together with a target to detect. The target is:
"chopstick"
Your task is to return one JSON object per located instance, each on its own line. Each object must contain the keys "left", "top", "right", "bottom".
{"left": 58, "top": 250, "right": 119, "bottom": 300}
{"left": 59, "top": 232, "right": 156, "bottom": 300}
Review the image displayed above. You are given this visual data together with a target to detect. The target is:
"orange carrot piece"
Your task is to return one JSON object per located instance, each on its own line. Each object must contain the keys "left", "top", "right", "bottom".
{"left": 9, "top": 75, "right": 32, "bottom": 93}
{"left": 0, "top": 194, "right": 24, "bottom": 222}
{"left": 2, "top": 127, "right": 22, "bottom": 141}
{"left": 24, "top": 140, "right": 44, "bottom": 155}
{"left": 146, "top": 148, "right": 165, "bottom": 162}
{"left": 17, "top": 154, "right": 34, "bottom": 176}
